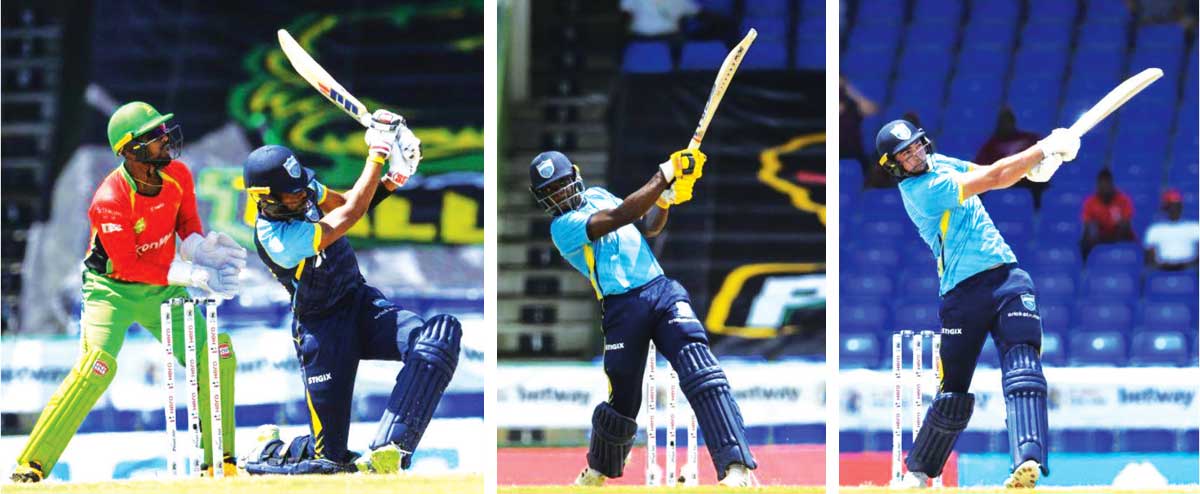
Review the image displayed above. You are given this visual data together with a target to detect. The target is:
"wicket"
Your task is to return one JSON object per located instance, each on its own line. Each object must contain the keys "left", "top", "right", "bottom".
{"left": 645, "top": 341, "right": 699, "bottom": 487}
{"left": 892, "top": 329, "right": 944, "bottom": 488}
{"left": 160, "top": 297, "right": 224, "bottom": 478}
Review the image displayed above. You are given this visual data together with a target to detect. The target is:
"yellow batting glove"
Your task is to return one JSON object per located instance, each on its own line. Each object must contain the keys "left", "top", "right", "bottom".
{"left": 656, "top": 188, "right": 675, "bottom": 209}
{"left": 669, "top": 149, "right": 706, "bottom": 184}
{"left": 673, "top": 179, "right": 697, "bottom": 204}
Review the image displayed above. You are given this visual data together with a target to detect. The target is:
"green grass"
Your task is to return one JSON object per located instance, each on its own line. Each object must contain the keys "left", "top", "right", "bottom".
{"left": 4, "top": 472, "right": 482, "bottom": 494}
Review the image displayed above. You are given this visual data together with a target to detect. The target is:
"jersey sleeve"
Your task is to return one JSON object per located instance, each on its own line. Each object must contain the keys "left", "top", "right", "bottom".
{"left": 309, "top": 178, "right": 329, "bottom": 206}
{"left": 901, "top": 173, "right": 964, "bottom": 216}
{"left": 89, "top": 194, "right": 167, "bottom": 285}
{"left": 165, "top": 162, "right": 203, "bottom": 239}
{"left": 938, "top": 154, "right": 975, "bottom": 173}
{"left": 256, "top": 220, "right": 323, "bottom": 269}
{"left": 550, "top": 210, "right": 592, "bottom": 254}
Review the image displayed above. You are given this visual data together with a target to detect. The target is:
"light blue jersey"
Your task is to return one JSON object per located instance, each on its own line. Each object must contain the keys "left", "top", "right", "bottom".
{"left": 550, "top": 187, "right": 664, "bottom": 298}
{"left": 254, "top": 179, "right": 329, "bottom": 269}
{"left": 898, "top": 153, "right": 1017, "bottom": 295}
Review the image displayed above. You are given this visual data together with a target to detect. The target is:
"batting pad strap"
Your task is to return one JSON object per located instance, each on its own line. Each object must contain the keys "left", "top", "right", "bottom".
{"left": 370, "top": 315, "right": 462, "bottom": 467}
{"left": 17, "top": 348, "right": 118, "bottom": 476}
{"left": 906, "top": 392, "right": 974, "bottom": 477}
{"left": 587, "top": 402, "right": 638, "bottom": 478}
{"left": 674, "top": 343, "right": 757, "bottom": 479}
{"left": 1002, "top": 344, "right": 1050, "bottom": 476}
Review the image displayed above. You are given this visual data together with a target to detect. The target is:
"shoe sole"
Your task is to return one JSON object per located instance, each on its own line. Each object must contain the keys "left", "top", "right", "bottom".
{"left": 1004, "top": 460, "right": 1041, "bottom": 488}
{"left": 369, "top": 446, "right": 401, "bottom": 474}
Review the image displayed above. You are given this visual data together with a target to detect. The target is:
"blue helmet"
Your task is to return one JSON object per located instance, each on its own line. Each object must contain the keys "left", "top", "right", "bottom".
{"left": 243, "top": 144, "right": 314, "bottom": 220}
{"left": 875, "top": 119, "right": 933, "bottom": 180}
{"left": 528, "top": 150, "right": 584, "bottom": 216}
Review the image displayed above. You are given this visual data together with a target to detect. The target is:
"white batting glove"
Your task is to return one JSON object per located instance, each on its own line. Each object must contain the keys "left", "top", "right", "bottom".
{"left": 658, "top": 160, "right": 676, "bottom": 185}
{"left": 365, "top": 110, "right": 403, "bottom": 160}
{"left": 1037, "top": 128, "right": 1080, "bottom": 162}
{"left": 1026, "top": 154, "right": 1063, "bottom": 183}
{"left": 385, "top": 125, "right": 422, "bottom": 186}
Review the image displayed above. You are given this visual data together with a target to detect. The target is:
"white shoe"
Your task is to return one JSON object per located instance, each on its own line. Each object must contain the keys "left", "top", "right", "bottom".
{"left": 718, "top": 463, "right": 756, "bottom": 487}
{"left": 1004, "top": 459, "right": 1041, "bottom": 488}
{"left": 890, "top": 470, "right": 931, "bottom": 489}
{"left": 237, "top": 424, "right": 280, "bottom": 469}
{"left": 574, "top": 467, "right": 607, "bottom": 486}
{"left": 354, "top": 443, "right": 407, "bottom": 474}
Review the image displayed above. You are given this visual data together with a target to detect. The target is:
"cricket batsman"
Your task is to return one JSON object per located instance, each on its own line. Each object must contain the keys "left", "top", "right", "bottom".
{"left": 875, "top": 119, "right": 1080, "bottom": 488}
{"left": 529, "top": 149, "right": 758, "bottom": 486}
{"left": 10, "top": 102, "right": 246, "bottom": 482}
{"left": 239, "top": 109, "right": 462, "bottom": 474}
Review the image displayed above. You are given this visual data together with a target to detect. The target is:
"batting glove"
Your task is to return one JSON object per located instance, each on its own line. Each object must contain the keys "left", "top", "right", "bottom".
{"left": 1037, "top": 128, "right": 1080, "bottom": 162}
{"left": 385, "top": 125, "right": 422, "bottom": 186}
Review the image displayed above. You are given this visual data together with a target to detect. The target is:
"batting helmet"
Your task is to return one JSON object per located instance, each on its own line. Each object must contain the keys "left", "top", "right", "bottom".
{"left": 875, "top": 119, "right": 933, "bottom": 180}
{"left": 243, "top": 144, "right": 315, "bottom": 220}
{"left": 529, "top": 150, "right": 585, "bottom": 216}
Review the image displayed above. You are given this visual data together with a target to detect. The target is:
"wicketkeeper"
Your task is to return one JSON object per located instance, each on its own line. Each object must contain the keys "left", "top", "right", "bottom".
{"left": 239, "top": 109, "right": 462, "bottom": 474}
{"left": 529, "top": 149, "right": 758, "bottom": 487}
{"left": 10, "top": 102, "right": 246, "bottom": 482}
{"left": 875, "top": 119, "right": 1080, "bottom": 488}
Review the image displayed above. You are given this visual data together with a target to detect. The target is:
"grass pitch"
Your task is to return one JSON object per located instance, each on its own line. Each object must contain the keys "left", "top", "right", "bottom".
{"left": 3, "top": 472, "right": 481, "bottom": 494}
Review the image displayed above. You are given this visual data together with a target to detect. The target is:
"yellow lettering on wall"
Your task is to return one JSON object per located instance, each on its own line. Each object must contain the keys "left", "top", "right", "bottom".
{"left": 373, "top": 197, "right": 437, "bottom": 242}
{"left": 441, "top": 192, "right": 484, "bottom": 244}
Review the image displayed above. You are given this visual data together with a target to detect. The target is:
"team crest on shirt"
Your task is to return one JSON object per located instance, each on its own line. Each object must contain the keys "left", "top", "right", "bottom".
{"left": 537, "top": 159, "right": 554, "bottom": 179}
{"left": 133, "top": 217, "right": 146, "bottom": 234}
{"left": 1021, "top": 294, "right": 1036, "bottom": 311}
{"left": 890, "top": 124, "right": 912, "bottom": 141}
{"left": 283, "top": 155, "right": 302, "bottom": 178}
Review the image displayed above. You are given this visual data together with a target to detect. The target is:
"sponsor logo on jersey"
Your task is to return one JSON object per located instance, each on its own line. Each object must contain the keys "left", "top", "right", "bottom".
{"left": 307, "top": 372, "right": 332, "bottom": 385}
{"left": 101, "top": 223, "right": 123, "bottom": 233}
{"left": 604, "top": 342, "right": 624, "bottom": 351}
{"left": 134, "top": 218, "right": 146, "bottom": 234}
{"left": 941, "top": 327, "right": 962, "bottom": 335}
{"left": 136, "top": 232, "right": 173, "bottom": 255}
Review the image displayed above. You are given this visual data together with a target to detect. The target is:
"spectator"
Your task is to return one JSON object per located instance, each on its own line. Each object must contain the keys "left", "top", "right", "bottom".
{"left": 1144, "top": 189, "right": 1200, "bottom": 270}
{"left": 976, "top": 108, "right": 1045, "bottom": 204}
{"left": 840, "top": 78, "right": 887, "bottom": 187}
{"left": 1082, "top": 168, "right": 1136, "bottom": 257}
{"left": 621, "top": 0, "right": 698, "bottom": 38}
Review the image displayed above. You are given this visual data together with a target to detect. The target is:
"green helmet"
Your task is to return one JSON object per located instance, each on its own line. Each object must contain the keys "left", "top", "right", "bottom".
{"left": 107, "top": 102, "right": 174, "bottom": 156}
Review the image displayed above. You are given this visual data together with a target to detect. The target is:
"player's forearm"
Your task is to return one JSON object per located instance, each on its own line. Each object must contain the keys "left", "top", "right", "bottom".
{"left": 615, "top": 173, "right": 671, "bottom": 224}
{"left": 343, "top": 157, "right": 386, "bottom": 218}
{"left": 367, "top": 177, "right": 398, "bottom": 212}
{"left": 640, "top": 205, "right": 669, "bottom": 238}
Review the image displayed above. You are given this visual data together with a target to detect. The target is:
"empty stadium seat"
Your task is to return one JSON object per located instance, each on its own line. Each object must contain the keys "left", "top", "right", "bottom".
{"left": 1075, "top": 301, "right": 1134, "bottom": 332}
{"left": 1042, "top": 331, "right": 1066, "bottom": 367}
{"left": 1086, "top": 242, "right": 1142, "bottom": 270}
{"left": 1084, "top": 269, "right": 1139, "bottom": 299}
{"left": 892, "top": 300, "right": 940, "bottom": 331}
{"left": 898, "top": 269, "right": 940, "bottom": 300}
{"left": 842, "top": 272, "right": 895, "bottom": 299}
{"left": 1130, "top": 331, "right": 1190, "bottom": 366}
{"left": 1028, "top": 0, "right": 1078, "bottom": 24}
{"left": 912, "top": 0, "right": 964, "bottom": 26}
{"left": 1141, "top": 302, "right": 1194, "bottom": 332}
{"left": 1036, "top": 271, "right": 1079, "bottom": 300}
{"left": 696, "top": 0, "right": 736, "bottom": 16}
{"left": 982, "top": 189, "right": 1034, "bottom": 219}
{"left": 1123, "top": 429, "right": 1177, "bottom": 452}
{"left": 1083, "top": 0, "right": 1132, "bottom": 25}
{"left": 853, "top": 246, "right": 902, "bottom": 270}
{"left": 841, "top": 333, "right": 882, "bottom": 369}
{"left": 843, "top": 300, "right": 890, "bottom": 332}
{"left": 968, "top": 0, "right": 1019, "bottom": 26}
{"left": 745, "top": 0, "right": 789, "bottom": 18}
{"left": 744, "top": 17, "right": 787, "bottom": 42}
{"left": 679, "top": 41, "right": 728, "bottom": 70}
{"left": 742, "top": 38, "right": 788, "bottom": 70}
{"left": 1040, "top": 301, "right": 1073, "bottom": 331}
{"left": 1145, "top": 271, "right": 1198, "bottom": 303}
{"left": 1029, "top": 245, "right": 1082, "bottom": 272}
{"left": 1069, "top": 331, "right": 1127, "bottom": 365}
{"left": 622, "top": 42, "right": 672, "bottom": 73}
{"left": 960, "top": 19, "right": 1016, "bottom": 52}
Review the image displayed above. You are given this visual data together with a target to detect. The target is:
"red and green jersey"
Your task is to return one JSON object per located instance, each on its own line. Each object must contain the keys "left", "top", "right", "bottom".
{"left": 84, "top": 161, "right": 203, "bottom": 285}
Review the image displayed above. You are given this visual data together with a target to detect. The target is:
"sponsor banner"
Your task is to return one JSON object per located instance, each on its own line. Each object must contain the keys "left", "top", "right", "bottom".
{"left": 496, "top": 360, "right": 824, "bottom": 428}
{"left": 957, "top": 452, "right": 1200, "bottom": 487}
{"left": 500, "top": 444, "right": 824, "bottom": 486}
{"left": 0, "top": 419, "right": 483, "bottom": 481}
{"left": 839, "top": 451, "right": 961, "bottom": 487}
{"left": 840, "top": 367, "right": 1200, "bottom": 430}
{"left": 1, "top": 318, "right": 486, "bottom": 414}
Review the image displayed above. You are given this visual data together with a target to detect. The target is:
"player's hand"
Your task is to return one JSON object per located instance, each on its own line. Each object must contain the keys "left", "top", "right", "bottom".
{"left": 1037, "top": 128, "right": 1080, "bottom": 162}
{"left": 1026, "top": 154, "right": 1063, "bottom": 183}
{"left": 385, "top": 125, "right": 422, "bottom": 186}
{"left": 659, "top": 149, "right": 707, "bottom": 185}
{"left": 365, "top": 110, "right": 403, "bottom": 160}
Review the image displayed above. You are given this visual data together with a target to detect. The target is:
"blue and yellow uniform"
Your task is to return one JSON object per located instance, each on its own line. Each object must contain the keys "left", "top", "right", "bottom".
{"left": 243, "top": 144, "right": 461, "bottom": 474}
{"left": 534, "top": 150, "right": 756, "bottom": 482}
{"left": 877, "top": 120, "right": 1048, "bottom": 481}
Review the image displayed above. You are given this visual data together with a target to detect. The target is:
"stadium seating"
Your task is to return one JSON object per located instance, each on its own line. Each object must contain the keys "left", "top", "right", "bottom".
{"left": 841, "top": 332, "right": 881, "bottom": 368}
{"left": 1130, "top": 331, "right": 1190, "bottom": 366}
{"left": 1069, "top": 331, "right": 1128, "bottom": 366}
{"left": 622, "top": 41, "right": 672, "bottom": 73}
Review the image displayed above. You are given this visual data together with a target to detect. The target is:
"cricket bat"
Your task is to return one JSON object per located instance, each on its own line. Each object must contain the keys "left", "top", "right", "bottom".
{"left": 277, "top": 29, "right": 374, "bottom": 128}
{"left": 1069, "top": 67, "right": 1163, "bottom": 137}
{"left": 688, "top": 29, "right": 757, "bottom": 150}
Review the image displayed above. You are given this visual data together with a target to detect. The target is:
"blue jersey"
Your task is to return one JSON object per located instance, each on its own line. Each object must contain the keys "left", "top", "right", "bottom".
{"left": 898, "top": 153, "right": 1017, "bottom": 295}
{"left": 253, "top": 179, "right": 365, "bottom": 316}
{"left": 549, "top": 187, "right": 664, "bottom": 298}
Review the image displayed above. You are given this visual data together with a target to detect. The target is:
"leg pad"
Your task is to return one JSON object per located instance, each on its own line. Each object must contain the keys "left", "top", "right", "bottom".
{"left": 675, "top": 343, "right": 757, "bottom": 479}
{"left": 1002, "top": 344, "right": 1050, "bottom": 475}
{"left": 587, "top": 402, "right": 638, "bottom": 478}
{"left": 906, "top": 392, "right": 974, "bottom": 477}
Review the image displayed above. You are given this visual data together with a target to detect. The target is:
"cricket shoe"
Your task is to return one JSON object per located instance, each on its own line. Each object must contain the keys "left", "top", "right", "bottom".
{"left": 718, "top": 463, "right": 757, "bottom": 487}
{"left": 10, "top": 462, "right": 44, "bottom": 483}
{"left": 574, "top": 467, "right": 608, "bottom": 486}
{"left": 1004, "top": 459, "right": 1041, "bottom": 488}
{"left": 354, "top": 443, "right": 408, "bottom": 474}
{"left": 890, "top": 470, "right": 932, "bottom": 489}
{"left": 237, "top": 424, "right": 281, "bottom": 470}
